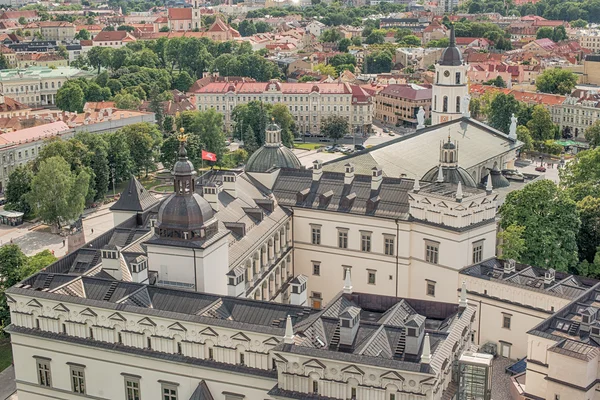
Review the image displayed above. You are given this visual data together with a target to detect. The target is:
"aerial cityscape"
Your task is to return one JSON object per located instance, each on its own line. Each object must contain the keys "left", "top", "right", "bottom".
{"left": 0, "top": 0, "right": 598, "bottom": 399}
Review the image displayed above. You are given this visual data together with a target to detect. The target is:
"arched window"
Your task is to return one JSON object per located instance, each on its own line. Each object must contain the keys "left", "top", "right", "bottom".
{"left": 449, "top": 152, "right": 454, "bottom": 162}
{"left": 443, "top": 96, "right": 448, "bottom": 112}
{"left": 456, "top": 72, "right": 461, "bottom": 84}
{"left": 456, "top": 96, "right": 461, "bottom": 113}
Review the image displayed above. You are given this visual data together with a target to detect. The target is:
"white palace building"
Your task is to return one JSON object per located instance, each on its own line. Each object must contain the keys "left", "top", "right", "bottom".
{"left": 8, "top": 37, "right": 597, "bottom": 400}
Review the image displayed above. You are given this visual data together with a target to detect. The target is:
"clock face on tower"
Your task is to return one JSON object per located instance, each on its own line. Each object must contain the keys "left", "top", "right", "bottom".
{"left": 444, "top": 70, "right": 450, "bottom": 78}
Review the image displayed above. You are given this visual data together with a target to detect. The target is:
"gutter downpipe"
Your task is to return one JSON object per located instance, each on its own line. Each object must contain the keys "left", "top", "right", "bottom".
{"left": 395, "top": 218, "right": 400, "bottom": 298}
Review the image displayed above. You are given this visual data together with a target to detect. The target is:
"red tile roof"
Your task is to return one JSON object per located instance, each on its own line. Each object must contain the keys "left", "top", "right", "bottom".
{"left": 0, "top": 10, "right": 38, "bottom": 20}
{"left": 93, "top": 31, "right": 136, "bottom": 42}
{"left": 0, "top": 96, "right": 30, "bottom": 113}
{"left": 0, "top": 121, "right": 69, "bottom": 146}
{"left": 378, "top": 84, "right": 432, "bottom": 101}
{"left": 167, "top": 8, "right": 192, "bottom": 20}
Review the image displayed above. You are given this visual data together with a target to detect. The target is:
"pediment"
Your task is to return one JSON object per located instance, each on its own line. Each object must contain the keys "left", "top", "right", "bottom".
{"left": 273, "top": 352, "right": 288, "bottom": 362}
{"left": 454, "top": 205, "right": 466, "bottom": 211}
{"left": 168, "top": 322, "right": 187, "bottom": 332}
{"left": 231, "top": 332, "right": 251, "bottom": 342}
{"left": 303, "top": 358, "right": 326, "bottom": 369}
{"left": 108, "top": 312, "right": 127, "bottom": 322}
{"left": 341, "top": 364, "right": 365, "bottom": 375}
{"left": 468, "top": 201, "right": 478, "bottom": 208}
{"left": 199, "top": 326, "right": 218, "bottom": 337}
{"left": 421, "top": 198, "right": 431, "bottom": 204}
{"left": 80, "top": 307, "right": 97, "bottom": 317}
{"left": 5, "top": 295, "right": 15, "bottom": 304}
{"left": 52, "top": 303, "right": 69, "bottom": 312}
{"left": 27, "top": 299, "right": 42, "bottom": 308}
{"left": 381, "top": 370, "right": 405, "bottom": 381}
{"left": 263, "top": 337, "right": 281, "bottom": 346}
{"left": 137, "top": 317, "right": 156, "bottom": 327}
{"left": 481, "top": 198, "right": 490, "bottom": 204}
{"left": 436, "top": 201, "right": 448, "bottom": 208}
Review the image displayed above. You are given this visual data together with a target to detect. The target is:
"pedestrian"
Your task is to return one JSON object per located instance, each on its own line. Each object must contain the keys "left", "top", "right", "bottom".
{"left": 62, "top": 239, "right": 65, "bottom": 247}
{"left": 91, "top": 228, "right": 94, "bottom": 234}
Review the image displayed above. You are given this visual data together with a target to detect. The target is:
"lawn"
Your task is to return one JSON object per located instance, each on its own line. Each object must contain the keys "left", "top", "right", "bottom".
{"left": 294, "top": 143, "right": 323, "bottom": 150}
{"left": 0, "top": 339, "right": 12, "bottom": 371}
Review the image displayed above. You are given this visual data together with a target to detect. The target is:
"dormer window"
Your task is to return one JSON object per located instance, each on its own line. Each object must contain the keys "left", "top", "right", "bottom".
{"left": 592, "top": 327, "right": 600, "bottom": 336}
{"left": 584, "top": 315, "right": 590, "bottom": 324}
{"left": 407, "top": 328, "right": 417, "bottom": 337}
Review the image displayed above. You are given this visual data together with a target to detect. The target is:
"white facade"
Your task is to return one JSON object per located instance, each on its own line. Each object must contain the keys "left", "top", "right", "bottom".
{"left": 431, "top": 61, "right": 469, "bottom": 125}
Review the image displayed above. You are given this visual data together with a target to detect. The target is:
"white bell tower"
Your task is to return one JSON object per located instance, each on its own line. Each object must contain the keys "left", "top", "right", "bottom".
{"left": 192, "top": 0, "right": 202, "bottom": 30}
{"left": 431, "top": 26, "right": 469, "bottom": 126}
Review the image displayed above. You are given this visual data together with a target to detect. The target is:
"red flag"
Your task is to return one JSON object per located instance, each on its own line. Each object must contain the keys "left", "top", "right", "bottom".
{"left": 202, "top": 150, "right": 217, "bottom": 162}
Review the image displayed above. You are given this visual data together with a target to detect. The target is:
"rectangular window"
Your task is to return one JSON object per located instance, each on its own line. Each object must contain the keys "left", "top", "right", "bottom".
{"left": 425, "top": 241, "right": 439, "bottom": 264}
{"left": 312, "top": 263, "right": 320, "bottom": 276}
{"left": 70, "top": 365, "right": 85, "bottom": 394}
{"left": 472, "top": 241, "right": 483, "bottom": 264}
{"left": 311, "top": 226, "right": 321, "bottom": 245}
{"left": 311, "top": 292, "right": 322, "bottom": 309}
{"left": 125, "top": 377, "right": 141, "bottom": 400}
{"left": 384, "top": 236, "right": 395, "bottom": 256}
{"left": 368, "top": 270, "right": 376, "bottom": 285}
{"left": 426, "top": 281, "right": 436, "bottom": 297}
{"left": 338, "top": 230, "right": 348, "bottom": 249}
{"left": 361, "top": 232, "right": 371, "bottom": 252}
{"left": 36, "top": 359, "right": 51, "bottom": 387}
{"left": 503, "top": 315, "right": 511, "bottom": 329}
{"left": 239, "top": 353, "right": 245, "bottom": 365}
{"left": 208, "top": 348, "right": 214, "bottom": 360}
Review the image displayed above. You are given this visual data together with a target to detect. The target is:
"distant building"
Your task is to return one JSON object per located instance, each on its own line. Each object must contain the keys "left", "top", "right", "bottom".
{"left": 375, "top": 83, "right": 432, "bottom": 126}
{"left": 92, "top": 30, "right": 137, "bottom": 48}
{"left": 583, "top": 54, "right": 600, "bottom": 85}
{"left": 30, "top": 21, "right": 76, "bottom": 41}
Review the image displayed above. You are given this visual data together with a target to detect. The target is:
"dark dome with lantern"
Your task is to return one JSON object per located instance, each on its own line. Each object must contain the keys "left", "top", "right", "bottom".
{"left": 439, "top": 25, "right": 463, "bottom": 67}
{"left": 245, "top": 121, "right": 301, "bottom": 173}
{"left": 421, "top": 165, "right": 477, "bottom": 188}
{"left": 156, "top": 133, "right": 215, "bottom": 239}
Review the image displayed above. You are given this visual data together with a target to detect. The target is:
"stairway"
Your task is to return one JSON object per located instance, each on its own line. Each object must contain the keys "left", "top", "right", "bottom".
{"left": 569, "top": 322, "right": 581, "bottom": 335}
{"left": 125, "top": 230, "right": 137, "bottom": 245}
{"left": 103, "top": 281, "right": 119, "bottom": 301}
{"left": 42, "top": 274, "right": 55, "bottom": 289}
{"left": 329, "top": 324, "right": 340, "bottom": 349}
{"left": 394, "top": 329, "right": 406, "bottom": 357}
{"left": 90, "top": 251, "right": 101, "bottom": 267}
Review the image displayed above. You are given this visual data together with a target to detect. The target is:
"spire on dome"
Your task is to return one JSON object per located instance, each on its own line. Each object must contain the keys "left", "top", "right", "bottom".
{"left": 459, "top": 280, "right": 468, "bottom": 308}
{"left": 456, "top": 181, "right": 463, "bottom": 201}
{"left": 421, "top": 333, "right": 432, "bottom": 364}
{"left": 486, "top": 174, "right": 493, "bottom": 193}
{"left": 343, "top": 268, "right": 353, "bottom": 294}
{"left": 436, "top": 165, "right": 444, "bottom": 183}
{"left": 413, "top": 177, "right": 421, "bottom": 193}
{"left": 283, "top": 315, "right": 294, "bottom": 344}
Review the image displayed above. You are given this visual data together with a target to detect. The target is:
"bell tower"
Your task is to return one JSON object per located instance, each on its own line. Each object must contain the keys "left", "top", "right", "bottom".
{"left": 431, "top": 26, "right": 469, "bottom": 126}
{"left": 192, "top": 0, "right": 201, "bottom": 30}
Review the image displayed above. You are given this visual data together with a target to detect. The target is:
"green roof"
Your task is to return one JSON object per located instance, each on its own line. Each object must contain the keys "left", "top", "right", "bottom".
{"left": 0, "top": 67, "right": 94, "bottom": 81}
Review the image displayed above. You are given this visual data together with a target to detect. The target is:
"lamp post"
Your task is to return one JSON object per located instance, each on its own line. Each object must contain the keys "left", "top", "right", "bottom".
{"left": 111, "top": 166, "right": 116, "bottom": 198}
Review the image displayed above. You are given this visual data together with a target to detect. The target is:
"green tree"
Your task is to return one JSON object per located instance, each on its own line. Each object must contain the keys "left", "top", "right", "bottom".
{"left": 163, "top": 115, "right": 175, "bottom": 133}
{"left": 75, "top": 29, "right": 90, "bottom": 40}
{"left": 570, "top": 19, "right": 588, "bottom": 28}
{"left": 399, "top": 34, "right": 421, "bottom": 46}
{"left": 56, "top": 81, "right": 85, "bottom": 112}
{"left": 499, "top": 179, "right": 580, "bottom": 271}
{"left": 552, "top": 26, "right": 567, "bottom": 42}
{"left": 488, "top": 93, "right": 521, "bottom": 134}
{"left": 584, "top": 120, "right": 600, "bottom": 147}
{"left": 243, "top": 125, "right": 259, "bottom": 154}
{"left": 148, "top": 86, "right": 164, "bottom": 133}
{"left": 320, "top": 29, "right": 343, "bottom": 43}
{"left": 18, "top": 16, "right": 26, "bottom": 25}
{"left": 27, "top": 156, "right": 90, "bottom": 229}
{"left": 106, "top": 131, "right": 133, "bottom": 188}
{"left": 75, "top": 133, "right": 110, "bottom": 201}
{"left": 181, "top": 109, "right": 226, "bottom": 165}
{"left": 255, "top": 21, "right": 271, "bottom": 33}
{"left": 351, "top": 36, "right": 362, "bottom": 46}
{"left": 560, "top": 147, "right": 600, "bottom": 202}
{"left": 364, "top": 49, "right": 394, "bottom": 74}
{"left": 160, "top": 26, "right": 170, "bottom": 32}
{"left": 321, "top": 115, "right": 348, "bottom": 143}
{"left": 5, "top": 165, "right": 33, "bottom": 216}
{"left": 365, "top": 31, "right": 385, "bottom": 44}
{"left": 0, "top": 53, "right": 8, "bottom": 70}
{"left": 426, "top": 38, "right": 450, "bottom": 48}
{"left": 173, "top": 71, "right": 194, "bottom": 92}
{"left": 394, "top": 28, "right": 412, "bottom": 42}
{"left": 516, "top": 125, "right": 533, "bottom": 152}
{"left": 299, "top": 75, "right": 318, "bottom": 82}
{"left": 120, "top": 123, "right": 162, "bottom": 176}
{"left": 498, "top": 224, "right": 527, "bottom": 261}
{"left": 20, "top": 250, "right": 57, "bottom": 280}
{"left": 469, "top": 98, "right": 481, "bottom": 119}
{"left": 527, "top": 105, "right": 555, "bottom": 141}
{"left": 483, "top": 76, "right": 506, "bottom": 88}
{"left": 314, "top": 63, "right": 338, "bottom": 77}
{"left": 338, "top": 38, "right": 352, "bottom": 52}
{"left": 57, "top": 45, "right": 69, "bottom": 60}
{"left": 577, "top": 196, "right": 600, "bottom": 263}
{"left": 238, "top": 20, "right": 257, "bottom": 36}
{"left": 536, "top": 26, "right": 554, "bottom": 39}
{"left": 114, "top": 92, "right": 142, "bottom": 110}
{"left": 536, "top": 68, "right": 578, "bottom": 95}
{"left": 232, "top": 101, "right": 269, "bottom": 145}
{"left": 86, "top": 46, "right": 108, "bottom": 74}
{"left": 271, "top": 103, "right": 295, "bottom": 147}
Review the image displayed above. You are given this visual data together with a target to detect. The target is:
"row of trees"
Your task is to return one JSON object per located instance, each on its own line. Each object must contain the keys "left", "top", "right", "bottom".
{"left": 5, "top": 123, "right": 162, "bottom": 226}
{"left": 499, "top": 144, "right": 600, "bottom": 276}
{"left": 0, "top": 246, "right": 57, "bottom": 333}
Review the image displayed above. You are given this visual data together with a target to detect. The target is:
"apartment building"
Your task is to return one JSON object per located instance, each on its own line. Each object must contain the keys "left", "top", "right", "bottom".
{"left": 375, "top": 83, "right": 432, "bottom": 126}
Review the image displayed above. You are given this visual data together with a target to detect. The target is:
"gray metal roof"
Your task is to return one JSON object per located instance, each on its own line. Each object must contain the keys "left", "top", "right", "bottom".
{"left": 189, "top": 381, "right": 214, "bottom": 400}
{"left": 110, "top": 176, "right": 160, "bottom": 212}
{"left": 323, "top": 117, "right": 522, "bottom": 178}
{"left": 245, "top": 145, "right": 301, "bottom": 173}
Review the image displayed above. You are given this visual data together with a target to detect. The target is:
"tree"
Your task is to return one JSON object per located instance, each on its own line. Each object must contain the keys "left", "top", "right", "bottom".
{"left": 483, "top": 76, "right": 506, "bottom": 88}
{"left": 338, "top": 38, "right": 352, "bottom": 52}
{"left": 106, "top": 131, "right": 133, "bottom": 187}
{"left": 243, "top": 125, "right": 259, "bottom": 154}
{"left": 552, "top": 26, "right": 567, "bottom": 42}
{"left": 394, "top": 28, "right": 412, "bottom": 42}
{"left": 469, "top": 98, "right": 481, "bottom": 119}
{"left": 159, "top": 26, "right": 170, "bottom": 32}
{"left": 173, "top": 71, "right": 194, "bottom": 92}
{"left": 365, "top": 31, "right": 385, "bottom": 44}
{"left": 56, "top": 81, "right": 85, "bottom": 112}
{"left": 117, "top": 25, "right": 135, "bottom": 32}
{"left": 560, "top": 147, "right": 600, "bottom": 202}
{"left": 254, "top": 21, "right": 271, "bottom": 33}
{"left": 114, "top": 92, "right": 142, "bottom": 110}
{"left": 498, "top": 224, "right": 527, "bottom": 261}
{"left": 399, "top": 35, "right": 421, "bottom": 46}
{"left": 584, "top": 120, "right": 600, "bottom": 147}
{"left": 314, "top": 63, "right": 338, "bottom": 77}
{"left": 321, "top": 115, "right": 348, "bottom": 143}
{"left": 426, "top": 38, "right": 450, "bottom": 48}
{"left": 364, "top": 49, "right": 394, "bottom": 74}
{"left": 351, "top": 36, "right": 362, "bottom": 46}
{"left": 75, "top": 29, "right": 90, "bottom": 40}
{"left": 120, "top": 123, "right": 162, "bottom": 176}
{"left": 499, "top": 179, "right": 580, "bottom": 271}
{"left": 570, "top": 19, "right": 588, "bottom": 28}
{"left": 299, "top": 75, "right": 318, "bottom": 82}
{"left": 320, "top": 29, "right": 343, "bottom": 43}
{"left": 56, "top": 45, "right": 69, "bottom": 60}
{"left": 163, "top": 115, "right": 175, "bottom": 133}
{"left": 18, "top": 16, "right": 26, "bottom": 25}
{"left": 86, "top": 46, "right": 108, "bottom": 74}
{"left": 75, "top": 133, "right": 110, "bottom": 202}
{"left": 238, "top": 20, "right": 257, "bottom": 37}
{"left": 5, "top": 165, "right": 33, "bottom": 216}
{"left": 536, "top": 68, "right": 578, "bottom": 95}
{"left": 181, "top": 109, "right": 226, "bottom": 165}
{"left": 516, "top": 125, "right": 533, "bottom": 152}
{"left": 488, "top": 93, "right": 521, "bottom": 134}
{"left": 526, "top": 105, "right": 556, "bottom": 141}
{"left": 536, "top": 26, "right": 554, "bottom": 40}
{"left": 271, "top": 103, "right": 295, "bottom": 147}
{"left": 577, "top": 196, "right": 600, "bottom": 263}
{"left": 27, "top": 156, "right": 90, "bottom": 230}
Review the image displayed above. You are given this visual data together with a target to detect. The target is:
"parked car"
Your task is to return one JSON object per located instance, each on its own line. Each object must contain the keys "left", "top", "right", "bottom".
{"left": 343, "top": 134, "right": 353, "bottom": 139}
{"left": 501, "top": 169, "right": 525, "bottom": 182}
{"left": 324, "top": 145, "right": 335, "bottom": 152}
{"left": 319, "top": 138, "right": 332, "bottom": 142}
{"left": 535, "top": 166, "right": 547, "bottom": 172}
{"left": 340, "top": 146, "right": 353, "bottom": 153}
{"left": 382, "top": 128, "right": 390, "bottom": 133}
{"left": 0, "top": 198, "right": 6, "bottom": 206}
{"left": 389, "top": 132, "right": 396, "bottom": 136}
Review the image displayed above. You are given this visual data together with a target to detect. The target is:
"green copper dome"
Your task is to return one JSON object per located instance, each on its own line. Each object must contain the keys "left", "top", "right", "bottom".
{"left": 245, "top": 145, "right": 302, "bottom": 173}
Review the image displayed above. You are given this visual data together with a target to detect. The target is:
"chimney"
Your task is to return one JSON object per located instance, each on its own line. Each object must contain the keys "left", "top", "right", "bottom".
{"left": 343, "top": 268, "right": 352, "bottom": 294}
{"left": 544, "top": 268, "right": 555, "bottom": 285}
{"left": 344, "top": 163, "right": 354, "bottom": 185}
{"left": 202, "top": 184, "right": 219, "bottom": 211}
{"left": 371, "top": 166, "right": 383, "bottom": 191}
{"left": 459, "top": 280, "right": 468, "bottom": 308}
{"left": 283, "top": 315, "right": 295, "bottom": 344}
{"left": 412, "top": 177, "right": 421, "bottom": 193}
{"left": 455, "top": 181, "right": 463, "bottom": 202}
{"left": 223, "top": 173, "right": 237, "bottom": 198}
{"left": 339, "top": 306, "right": 361, "bottom": 346}
{"left": 504, "top": 258, "right": 516, "bottom": 274}
{"left": 312, "top": 159, "right": 323, "bottom": 181}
